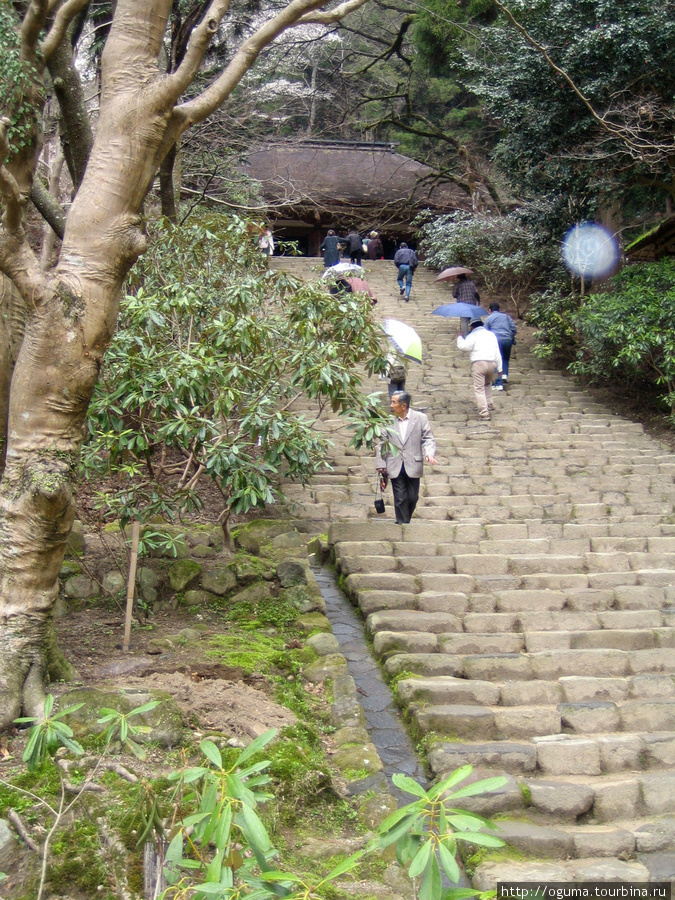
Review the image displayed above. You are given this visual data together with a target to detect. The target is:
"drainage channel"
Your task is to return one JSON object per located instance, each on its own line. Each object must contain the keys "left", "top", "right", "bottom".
{"left": 313, "top": 565, "right": 426, "bottom": 789}
{"left": 314, "top": 564, "right": 471, "bottom": 890}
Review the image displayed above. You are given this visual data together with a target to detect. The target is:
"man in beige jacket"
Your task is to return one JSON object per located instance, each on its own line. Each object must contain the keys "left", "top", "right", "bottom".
{"left": 375, "top": 391, "right": 437, "bottom": 524}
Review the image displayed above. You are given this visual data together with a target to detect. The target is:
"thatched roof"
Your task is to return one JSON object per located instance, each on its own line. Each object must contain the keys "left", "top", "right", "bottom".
{"left": 626, "top": 216, "right": 675, "bottom": 261}
{"left": 241, "top": 140, "right": 472, "bottom": 224}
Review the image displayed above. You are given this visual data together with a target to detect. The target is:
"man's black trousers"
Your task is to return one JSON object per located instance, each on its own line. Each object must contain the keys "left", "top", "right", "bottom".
{"left": 391, "top": 463, "right": 420, "bottom": 524}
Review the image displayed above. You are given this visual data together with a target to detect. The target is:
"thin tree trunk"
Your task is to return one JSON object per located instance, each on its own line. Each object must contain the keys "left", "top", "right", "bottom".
{"left": 159, "top": 141, "right": 178, "bottom": 222}
{"left": 0, "top": 276, "right": 26, "bottom": 476}
{"left": 40, "top": 150, "right": 65, "bottom": 269}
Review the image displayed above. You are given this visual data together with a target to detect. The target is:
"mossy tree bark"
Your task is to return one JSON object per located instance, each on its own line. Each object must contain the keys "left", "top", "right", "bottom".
{"left": 0, "top": 0, "right": 371, "bottom": 727}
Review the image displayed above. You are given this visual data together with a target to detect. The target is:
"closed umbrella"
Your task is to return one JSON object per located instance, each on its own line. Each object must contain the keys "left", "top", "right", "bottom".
{"left": 435, "top": 266, "right": 474, "bottom": 282}
{"left": 383, "top": 318, "right": 423, "bottom": 363}
{"left": 432, "top": 302, "right": 489, "bottom": 318}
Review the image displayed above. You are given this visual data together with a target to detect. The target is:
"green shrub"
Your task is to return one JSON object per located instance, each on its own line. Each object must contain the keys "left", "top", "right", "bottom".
{"left": 418, "top": 210, "right": 565, "bottom": 315}
{"left": 527, "top": 287, "right": 580, "bottom": 358}
{"left": 571, "top": 260, "right": 675, "bottom": 413}
{"left": 82, "top": 212, "right": 389, "bottom": 530}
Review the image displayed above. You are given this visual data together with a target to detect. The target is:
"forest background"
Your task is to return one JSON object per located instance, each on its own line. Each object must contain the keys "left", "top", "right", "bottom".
{"left": 0, "top": 1, "right": 674, "bottom": 897}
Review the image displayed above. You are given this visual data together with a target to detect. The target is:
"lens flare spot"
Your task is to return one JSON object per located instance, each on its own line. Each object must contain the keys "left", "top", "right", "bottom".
{"left": 562, "top": 223, "right": 619, "bottom": 279}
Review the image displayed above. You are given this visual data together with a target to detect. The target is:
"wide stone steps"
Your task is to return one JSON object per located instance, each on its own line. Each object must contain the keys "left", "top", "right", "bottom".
{"left": 411, "top": 699, "right": 675, "bottom": 740}
{"left": 428, "top": 736, "right": 675, "bottom": 781}
{"left": 272, "top": 256, "right": 675, "bottom": 881}
{"left": 398, "top": 674, "right": 675, "bottom": 706}
{"left": 337, "top": 550, "right": 675, "bottom": 576}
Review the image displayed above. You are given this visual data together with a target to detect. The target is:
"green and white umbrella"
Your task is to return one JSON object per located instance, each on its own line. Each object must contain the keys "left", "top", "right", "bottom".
{"left": 383, "top": 318, "right": 423, "bottom": 363}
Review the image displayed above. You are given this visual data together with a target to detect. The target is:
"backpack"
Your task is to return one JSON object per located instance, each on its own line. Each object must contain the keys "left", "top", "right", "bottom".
{"left": 388, "top": 362, "right": 406, "bottom": 382}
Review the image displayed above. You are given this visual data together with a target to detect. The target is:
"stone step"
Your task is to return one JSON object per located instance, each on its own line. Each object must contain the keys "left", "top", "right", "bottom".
{"left": 526, "top": 627, "right": 675, "bottom": 652}
{"left": 482, "top": 818, "right": 675, "bottom": 861}
{"left": 428, "top": 734, "right": 675, "bottom": 781}
{"left": 397, "top": 672, "right": 675, "bottom": 708}
{"left": 471, "top": 857, "right": 659, "bottom": 890}
{"left": 411, "top": 697, "right": 675, "bottom": 740}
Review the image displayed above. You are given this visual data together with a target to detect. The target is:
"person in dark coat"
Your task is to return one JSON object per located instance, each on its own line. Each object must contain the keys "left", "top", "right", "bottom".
{"left": 367, "top": 231, "right": 384, "bottom": 260}
{"left": 484, "top": 301, "right": 517, "bottom": 389}
{"left": 393, "top": 242, "right": 418, "bottom": 301}
{"left": 320, "top": 230, "right": 344, "bottom": 268}
{"left": 453, "top": 273, "right": 481, "bottom": 335}
{"left": 345, "top": 228, "right": 364, "bottom": 265}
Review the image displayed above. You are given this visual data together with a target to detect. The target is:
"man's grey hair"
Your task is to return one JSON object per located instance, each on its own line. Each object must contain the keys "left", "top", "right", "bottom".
{"left": 392, "top": 390, "right": 411, "bottom": 408}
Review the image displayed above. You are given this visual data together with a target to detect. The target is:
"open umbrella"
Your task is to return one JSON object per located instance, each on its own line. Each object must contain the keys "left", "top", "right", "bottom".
{"left": 383, "top": 318, "right": 423, "bottom": 363}
{"left": 322, "top": 262, "right": 364, "bottom": 277}
{"left": 435, "top": 266, "right": 474, "bottom": 282}
{"left": 432, "top": 302, "right": 489, "bottom": 318}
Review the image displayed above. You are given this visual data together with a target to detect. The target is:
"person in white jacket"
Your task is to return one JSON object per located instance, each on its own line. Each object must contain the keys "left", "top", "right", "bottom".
{"left": 456, "top": 314, "right": 503, "bottom": 420}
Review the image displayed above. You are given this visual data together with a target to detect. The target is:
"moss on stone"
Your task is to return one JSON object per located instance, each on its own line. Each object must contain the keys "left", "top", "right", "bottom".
{"left": 169, "top": 558, "right": 202, "bottom": 591}
{"left": 296, "top": 612, "right": 331, "bottom": 634}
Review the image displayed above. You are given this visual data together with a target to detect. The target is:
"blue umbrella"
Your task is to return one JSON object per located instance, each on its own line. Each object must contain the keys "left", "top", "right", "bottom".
{"left": 432, "top": 302, "right": 489, "bottom": 318}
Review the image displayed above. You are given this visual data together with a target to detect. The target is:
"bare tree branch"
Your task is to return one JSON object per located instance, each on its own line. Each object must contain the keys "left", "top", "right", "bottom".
{"left": 162, "top": 0, "right": 232, "bottom": 104}
{"left": 0, "top": 119, "right": 25, "bottom": 235}
{"left": 296, "top": 0, "right": 370, "bottom": 25}
{"left": 41, "top": 0, "right": 91, "bottom": 61}
{"left": 20, "top": 0, "right": 49, "bottom": 64}
{"left": 31, "top": 179, "right": 66, "bottom": 241}
{"left": 177, "top": 0, "right": 358, "bottom": 126}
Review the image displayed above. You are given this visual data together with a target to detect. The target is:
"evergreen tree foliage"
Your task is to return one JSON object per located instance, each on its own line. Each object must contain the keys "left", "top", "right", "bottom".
{"left": 470, "top": 0, "right": 675, "bottom": 228}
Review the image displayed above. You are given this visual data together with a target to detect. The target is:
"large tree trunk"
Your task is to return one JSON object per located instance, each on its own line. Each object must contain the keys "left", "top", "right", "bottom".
{"left": 0, "top": 0, "right": 371, "bottom": 728}
{"left": 0, "top": 9, "right": 169, "bottom": 727}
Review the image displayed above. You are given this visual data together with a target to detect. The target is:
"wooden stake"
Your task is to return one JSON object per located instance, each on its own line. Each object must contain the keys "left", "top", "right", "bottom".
{"left": 123, "top": 520, "right": 141, "bottom": 653}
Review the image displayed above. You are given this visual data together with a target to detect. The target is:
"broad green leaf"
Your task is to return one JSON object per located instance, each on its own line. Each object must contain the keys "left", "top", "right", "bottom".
{"left": 201, "top": 739, "right": 223, "bottom": 769}
{"left": 241, "top": 803, "right": 271, "bottom": 852}
{"left": 182, "top": 812, "right": 212, "bottom": 827}
{"left": 22, "top": 727, "right": 42, "bottom": 764}
{"left": 164, "top": 830, "right": 184, "bottom": 865}
{"left": 215, "top": 804, "right": 233, "bottom": 851}
{"left": 181, "top": 766, "right": 209, "bottom": 783}
{"left": 428, "top": 765, "right": 473, "bottom": 798}
{"left": 190, "top": 882, "right": 231, "bottom": 895}
{"left": 205, "top": 849, "right": 223, "bottom": 883}
{"left": 58, "top": 736, "right": 84, "bottom": 756}
{"left": 126, "top": 737, "right": 147, "bottom": 760}
{"left": 50, "top": 720, "right": 74, "bottom": 737}
{"left": 446, "top": 777, "right": 508, "bottom": 800}
{"left": 127, "top": 700, "right": 160, "bottom": 717}
{"left": 258, "top": 871, "right": 304, "bottom": 883}
{"left": 378, "top": 812, "right": 422, "bottom": 848}
{"left": 56, "top": 702, "right": 85, "bottom": 718}
{"left": 419, "top": 853, "right": 442, "bottom": 900}
{"left": 324, "top": 850, "right": 365, "bottom": 881}
{"left": 438, "top": 841, "right": 460, "bottom": 883}
{"left": 392, "top": 774, "right": 427, "bottom": 798}
{"left": 408, "top": 838, "right": 433, "bottom": 879}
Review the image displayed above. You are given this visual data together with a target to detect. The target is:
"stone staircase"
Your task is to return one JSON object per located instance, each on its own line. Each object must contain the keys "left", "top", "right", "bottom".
{"left": 272, "top": 256, "right": 675, "bottom": 884}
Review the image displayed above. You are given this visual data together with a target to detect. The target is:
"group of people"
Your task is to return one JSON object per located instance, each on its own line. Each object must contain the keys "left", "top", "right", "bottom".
{"left": 320, "top": 230, "right": 421, "bottom": 305}
{"left": 320, "top": 229, "right": 385, "bottom": 267}
{"left": 375, "top": 272, "right": 517, "bottom": 523}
